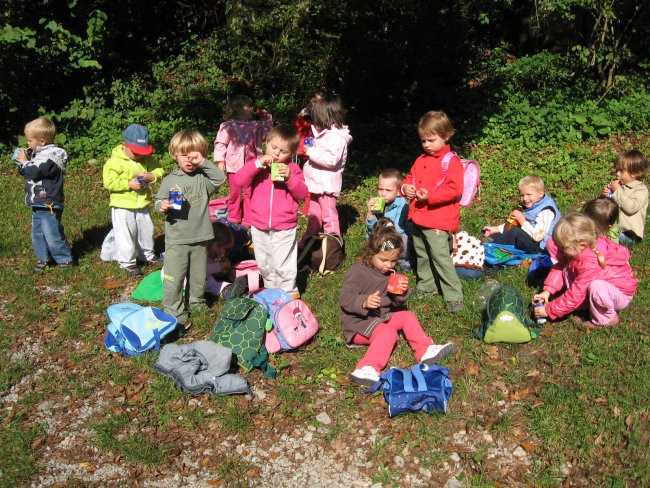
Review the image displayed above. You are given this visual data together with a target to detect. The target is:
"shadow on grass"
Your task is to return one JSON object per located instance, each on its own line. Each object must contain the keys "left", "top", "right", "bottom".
{"left": 70, "top": 223, "right": 112, "bottom": 261}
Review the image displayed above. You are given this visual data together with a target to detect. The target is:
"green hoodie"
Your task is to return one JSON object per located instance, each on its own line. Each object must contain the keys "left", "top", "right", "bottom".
{"left": 103, "top": 145, "right": 165, "bottom": 209}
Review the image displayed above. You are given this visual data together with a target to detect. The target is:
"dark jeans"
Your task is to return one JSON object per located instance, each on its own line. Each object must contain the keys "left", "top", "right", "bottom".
{"left": 490, "top": 227, "right": 542, "bottom": 254}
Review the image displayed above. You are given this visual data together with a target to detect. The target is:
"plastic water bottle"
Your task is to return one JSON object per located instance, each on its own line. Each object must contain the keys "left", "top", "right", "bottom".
{"left": 473, "top": 278, "right": 500, "bottom": 310}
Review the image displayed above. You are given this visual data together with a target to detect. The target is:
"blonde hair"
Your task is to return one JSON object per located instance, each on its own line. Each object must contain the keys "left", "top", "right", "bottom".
{"left": 267, "top": 124, "right": 300, "bottom": 153}
{"left": 379, "top": 168, "right": 403, "bottom": 186}
{"left": 614, "top": 150, "right": 648, "bottom": 180}
{"left": 518, "top": 175, "right": 545, "bottom": 193}
{"left": 417, "top": 111, "right": 455, "bottom": 139}
{"left": 168, "top": 130, "right": 209, "bottom": 159}
{"left": 24, "top": 117, "right": 56, "bottom": 144}
{"left": 361, "top": 218, "right": 405, "bottom": 266}
{"left": 553, "top": 213, "right": 606, "bottom": 268}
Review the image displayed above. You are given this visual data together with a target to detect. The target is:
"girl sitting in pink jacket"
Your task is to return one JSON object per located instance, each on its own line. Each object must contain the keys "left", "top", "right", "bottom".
{"left": 533, "top": 213, "right": 637, "bottom": 328}
{"left": 234, "top": 124, "right": 308, "bottom": 298}
{"left": 300, "top": 94, "right": 352, "bottom": 245}
{"left": 214, "top": 95, "right": 273, "bottom": 228}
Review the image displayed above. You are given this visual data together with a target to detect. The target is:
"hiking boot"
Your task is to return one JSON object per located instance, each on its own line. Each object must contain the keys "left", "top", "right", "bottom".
{"left": 350, "top": 366, "right": 380, "bottom": 387}
{"left": 125, "top": 265, "right": 143, "bottom": 277}
{"left": 420, "top": 343, "right": 458, "bottom": 365}
{"left": 33, "top": 261, "right": 48, "bottom": 273}
{"left": 221, "top": 275, "right": 249, "bottom": 301}
{"left": 446, "top": 300, "right": 464, "bottom": 313}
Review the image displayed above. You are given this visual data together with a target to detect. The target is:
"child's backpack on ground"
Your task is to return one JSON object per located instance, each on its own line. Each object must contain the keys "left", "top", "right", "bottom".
{"left": 526, "top": 254, "right": 553, "bottom": 287}
{"left": 251, "top": 288, "right": 319, "bottom": 353}
{"left": 473, "top": 285, "right": 542, "bottom": 343}
{"left": 433, "top": 152, "right": 480, "bottom": 207}
{"left": 367, "top": 364, "right": 453, "bottom": 418}
{"left": 483, "top": 242, "right": 544, "bottom": 267}
{"left": 297, "top": 233, "right": 345, "bottom": 275}
{"left": 105, "top": 302, "right": 178, "bottom": 355}
{"left": 208, "top": 197, "right": 229, "bottom": 222}
{"left": 229, "top": 260, "right": 262, "bottom": 293}
{"left": 210, "top": 297, "right": 276, "bottom": 378}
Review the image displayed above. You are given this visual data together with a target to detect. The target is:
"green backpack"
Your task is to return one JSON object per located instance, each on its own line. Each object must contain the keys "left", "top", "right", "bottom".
{"left": 210, "top": 297, "right": 277, "bottom": 378}
{"left": 473, "top": 285, "right": 541, "bottom": 343}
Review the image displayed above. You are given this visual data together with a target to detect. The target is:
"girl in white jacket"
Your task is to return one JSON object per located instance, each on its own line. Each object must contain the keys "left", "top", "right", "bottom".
{"left": 300, "top": 95, "right": 352, "bottom": 245}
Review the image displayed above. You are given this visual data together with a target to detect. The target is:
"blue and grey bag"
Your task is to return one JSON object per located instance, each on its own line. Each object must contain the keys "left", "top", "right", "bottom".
{"left": 368, "top": 364, "right": 453, "bottom": 417}
{"left": 105, "top": 302, "right": 178, "bottom": 356}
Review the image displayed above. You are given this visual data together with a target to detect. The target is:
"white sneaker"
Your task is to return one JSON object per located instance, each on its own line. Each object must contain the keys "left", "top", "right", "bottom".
{"left": 350, "top": 366, "right": 380, "bottom": 387}
{"left": 420, "top": 343, "right": 458, "bottom": 365}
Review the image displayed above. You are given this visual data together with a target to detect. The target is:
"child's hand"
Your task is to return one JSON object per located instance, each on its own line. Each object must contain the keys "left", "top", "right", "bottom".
{"left": 363, "top": 290, "right": 381, "bottom": 309}
{"left": 217, "top": 162, "right": 226, "bottom": 172}
{"left": 367, "top": 197, "right": 379, "bottom": 212}
{"left": 482, "top": 225, "right": 499, "bottom": 237}
{"left": 188, "top": 152, "right": 204, "bottom": 165}
{"left": 609, "top": 179, "right": 621, "bottom": 192}
{"left": 602, "top": 184, "right": 612, "bottom": 196}
{"left": 511, "top": 208, "right": 526, "bottom": 225}
{"left": 402, "top": 184, "right": 416, "bottom": 200}
{"left": 260, "top": 155, "right": 274, "bottom": 167}
{"left": 13, "top": 148, "right": 28, "bottom": 164}
{"left": 533, "top": 304, "right": 548, "bottom": 318}
{"left": 532, "top": 291, "right": 550, "bottom": 305}
{"left": 129, "top": 178, "right": 143, "bottom": 190}
{"left": 415, "top": 188, "right": 428, "bottom": 202}
{"left": 138, "top": 171, "right": 155, "bottom": 183}
{"left": 159, "top": 199, "right": 171, "bottom": 212}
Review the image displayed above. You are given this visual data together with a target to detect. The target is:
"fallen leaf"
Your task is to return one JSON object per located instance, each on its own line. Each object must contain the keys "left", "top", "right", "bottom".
{"left": 245, "top": 468, "right": 260, "bottom": 477}
{"left": 594, "top": 433, "right": 604, "bottom": 445}
{"left": 594, "top": 397, "right": 608, "bottom": 405}
{"left": 526, "top": 370, "right": 541, "bottom": 378}
{"left": 103, "top": 280, "right": 122, "bottom": 290}
{"left": 509, "top": 389, "right": 530, "bottom": 402}
{"left": 207, "top": 481, "right": 223, "bottom": 486}
{"left": 465, "top": 362, "right": 480, "bottom": 375}
{"left": 625, "top": 415, "right": 633, "bottom": 427}
{"left": 270, "top": 452, "right": 280, "bottom": 459}
{"left": 485, "top": 346, "right": 500, "bottom": 360}
{"left": 613, "top": 406, "right": 621, "bottom": 418}
{"left": 519, "top": 441, "right": 538, "bottom": 453}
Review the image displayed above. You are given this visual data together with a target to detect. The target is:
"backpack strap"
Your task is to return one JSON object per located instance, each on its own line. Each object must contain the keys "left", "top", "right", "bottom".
{"left": 432, "top": 151, "right": 457, "bottom": 192}
{"left": 410, "top": 364, "right": 430, "bottom": 392}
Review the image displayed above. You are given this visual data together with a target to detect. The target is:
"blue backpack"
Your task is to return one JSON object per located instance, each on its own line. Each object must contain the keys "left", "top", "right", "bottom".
{"left": 483, "top": 242, "right": 545, "bottom": 267}
{"left": 368, "top": 364, "right": 453, "bottom": 417}
{"left": 105, "top": 303, "right": 178, "bottom": 356}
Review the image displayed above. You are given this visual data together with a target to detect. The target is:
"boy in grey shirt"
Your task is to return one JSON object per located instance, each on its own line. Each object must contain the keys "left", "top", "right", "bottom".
{"left": 155, "top": 130, "right": 226, "bottom": 328}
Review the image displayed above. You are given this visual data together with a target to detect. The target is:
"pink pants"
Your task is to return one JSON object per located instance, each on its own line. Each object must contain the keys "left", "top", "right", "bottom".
{"left": 352, "top": 310, "right": 434, "bottom": 372}
{"left": 587, "top": 280, "right": 633, "bottom": 325}
{"left": 226, "top": 172, "right": 251, "bottom": 227}
{"left": 303, "top": 193, "right": 340, "bottom": 241}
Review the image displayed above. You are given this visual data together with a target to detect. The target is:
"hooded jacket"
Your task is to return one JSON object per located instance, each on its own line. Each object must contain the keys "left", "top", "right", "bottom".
{"left": 19, "top": 144, "right": 67, "bottom": 207}
{"left": 303, "top": 125, "right": 352, "bottom": 196}
{"left": 339, "top": 261, "right": 411, "bottom": 343}
{"left": 213, "top": 117, "right": 273, "bottom": 173}
{"left": 611, "top": 179, "right": 648, "bottom": 238}
{"left": 544, "top": 235, "right": 637, "bottom": 319}
{"left": 402, "top": 145, "right": 463, "bottom": 231}
{"left": 103, "top": 145, "right": 165, "bottom": 209}
{"left": 234, "top": 158, "right": 308, "bottom": 231}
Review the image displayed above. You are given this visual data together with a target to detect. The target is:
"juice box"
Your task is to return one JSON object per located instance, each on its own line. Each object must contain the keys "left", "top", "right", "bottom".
{"left": 370, "top": 197, "right": 385, "bottom": 214}
{"left": 387, "top": 271, "right": 407, "bottom": 294}
{"left": 271, "top": 162, "right": 285, "bottom": 182}
{"left": 169, "top": 186, "right": 184, "bottom": 210}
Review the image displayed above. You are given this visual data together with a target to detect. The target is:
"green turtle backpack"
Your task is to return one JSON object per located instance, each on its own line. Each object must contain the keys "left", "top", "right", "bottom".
{"left": 473, "top": 285, "right": 541, "bottom": 343}
{"left": 210, "top": 297, "right": 276, "bottom": 378}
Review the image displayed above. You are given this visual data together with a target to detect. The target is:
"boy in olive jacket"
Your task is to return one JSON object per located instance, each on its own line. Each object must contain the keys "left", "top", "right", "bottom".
{"left": 155, "top": 130, "right": 226, "bottom": 327}
{"left": 103, "top": 124, "right": 165, "bottom": 277}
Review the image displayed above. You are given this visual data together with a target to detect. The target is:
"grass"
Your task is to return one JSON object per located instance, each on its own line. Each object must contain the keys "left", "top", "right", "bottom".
{"left": 0, "top": 136, "right": 649, "bottom": 486}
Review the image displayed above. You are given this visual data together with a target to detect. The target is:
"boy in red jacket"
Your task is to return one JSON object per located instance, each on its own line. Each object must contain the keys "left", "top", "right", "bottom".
{"left": 401, "top": 111, "right": 464, "bottom": 312}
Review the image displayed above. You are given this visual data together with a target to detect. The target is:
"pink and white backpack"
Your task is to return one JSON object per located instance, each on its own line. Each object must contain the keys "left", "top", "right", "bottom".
{"left": 251, "top": 288, "right": 319, "bottom": 354}
{"left": 433, "top": 152, "right": 481, "bottom": 207}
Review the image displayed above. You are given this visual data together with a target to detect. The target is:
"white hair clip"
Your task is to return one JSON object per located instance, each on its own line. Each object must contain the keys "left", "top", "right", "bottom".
{"left": 380, "top": 240, "right": 396, "bottom": 251}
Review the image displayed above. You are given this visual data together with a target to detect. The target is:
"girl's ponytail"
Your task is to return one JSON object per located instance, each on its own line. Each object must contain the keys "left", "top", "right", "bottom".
{"left": 592, "top": 245, "right": 607, "bottom": 268}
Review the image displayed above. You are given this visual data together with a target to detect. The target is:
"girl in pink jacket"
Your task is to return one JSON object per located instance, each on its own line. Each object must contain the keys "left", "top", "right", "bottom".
{"left": 300, "top": 95, "right": 352, "bottom": 245}
{"left": 214, "top": 95, "right": 273, "bottom": 227}
{"left": 234, "top": 125, "right": 308, "bottom": 297}
{"left": 533, "top": 213, "right": 637, "bottom": 327}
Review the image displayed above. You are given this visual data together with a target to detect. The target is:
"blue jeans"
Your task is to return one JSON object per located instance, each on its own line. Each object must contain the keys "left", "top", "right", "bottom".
{"left": 31, "top": 207, "right": 73, "bottom": 264}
